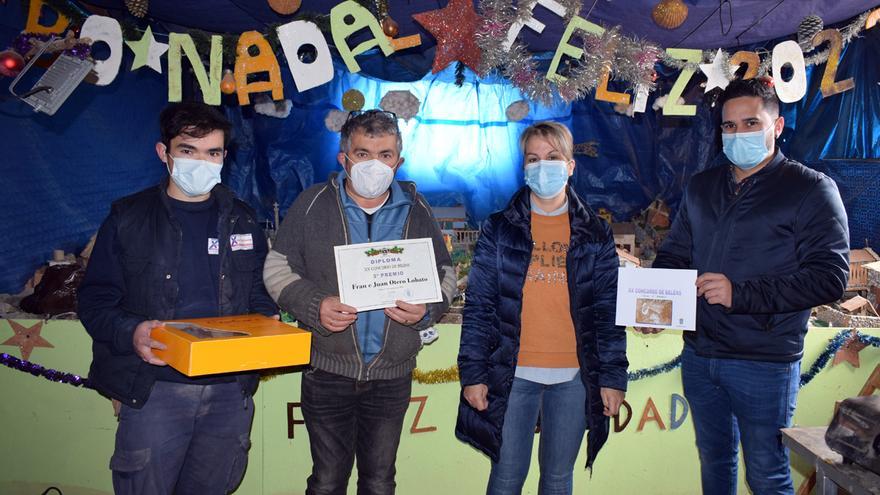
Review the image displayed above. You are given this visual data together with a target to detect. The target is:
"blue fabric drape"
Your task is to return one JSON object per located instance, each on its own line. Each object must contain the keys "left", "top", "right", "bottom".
{"left": 0, "top": 1, "right": 877, "bottom": 294}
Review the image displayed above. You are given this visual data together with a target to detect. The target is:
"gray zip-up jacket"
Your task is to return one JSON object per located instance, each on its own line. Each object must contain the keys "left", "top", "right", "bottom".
{"left": 263, "top": 173, "right": 456, "bottom": 381}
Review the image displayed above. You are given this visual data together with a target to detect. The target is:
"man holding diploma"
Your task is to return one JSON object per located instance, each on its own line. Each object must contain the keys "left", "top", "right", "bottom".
{"left": 263, "top": 109, "right": 456, "bottom": 494}
{"left": 647, "top": 78, "right": 850, "bottom": 494}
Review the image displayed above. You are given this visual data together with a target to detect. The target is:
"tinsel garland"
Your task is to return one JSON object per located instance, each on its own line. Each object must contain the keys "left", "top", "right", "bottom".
{"left": 627, "top": 355, "right": 681, "bottom": 381}
{"left": 799, "top": 329, "right": 880, "bottom": 387}
{"left": 0, "top": 353, "right": 90, "bottom": 388}
{"left": 12, "top": 32, "right": 91, "bottom": 60}
{"left": 413, "top": 365, "right": 459, "bottom": 384}
{"left": 477, "top": 0, "right": 659, "bottom": 104}
{"left": 410, "top": 357, "right": 685, "bottom": 385}
{"left": 4, "top": 330, "right": 877, "bottom": 389}
{"left": 659, "top": 10, "right": 871, "bottom": 77}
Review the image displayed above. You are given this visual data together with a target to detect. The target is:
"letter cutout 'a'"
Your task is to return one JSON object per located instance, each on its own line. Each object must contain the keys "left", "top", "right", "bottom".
{"left": 235, "top": 31, "right": 284, "bottom": 105}
{"left": 637, "top": 397, "right": 667, "bottom": 431}
{"left": 330, "top": 0, "right": 393, "bottom": 74}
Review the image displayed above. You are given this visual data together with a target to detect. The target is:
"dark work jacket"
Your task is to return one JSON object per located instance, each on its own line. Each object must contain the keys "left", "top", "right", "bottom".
{"left": 77, "top": 180, "right": 277, "bottom": 408}
{"left": 654, "top": 152, "right": 849, "bottom": 362}
{"left": 455, "top": 186, "right": 628, "bottom": 470}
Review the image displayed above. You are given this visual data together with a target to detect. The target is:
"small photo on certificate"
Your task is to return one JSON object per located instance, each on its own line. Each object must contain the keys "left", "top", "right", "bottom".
{"left": 334, "top": 238, "right": 443, "bottom": 312}
{"left": 615, "top": 267, "right": 698, "bottom": 330}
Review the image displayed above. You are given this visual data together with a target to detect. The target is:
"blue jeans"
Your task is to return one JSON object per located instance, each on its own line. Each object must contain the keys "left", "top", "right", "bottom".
{"left": 301, "top": 368, "right": 412, "bottom": 495}
{"left": 681, "top": 345, "right": 800, "bottom": 495}
{"left": 111, "top": 380, "right": 254, "bottom": 495}
{"left": 487, "top": 376, "right": 587, "bottom": 495}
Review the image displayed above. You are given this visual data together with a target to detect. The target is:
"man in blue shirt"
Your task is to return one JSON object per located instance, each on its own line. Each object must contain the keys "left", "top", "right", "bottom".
{"left": 78, "top": 102, "right": 277, "bottom": 495}
{"left": 264, "top": 110, "right": 456, "bottom": 494}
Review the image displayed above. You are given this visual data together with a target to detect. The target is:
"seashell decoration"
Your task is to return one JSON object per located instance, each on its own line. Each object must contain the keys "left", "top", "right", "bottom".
{"left": 652, "top": 0, "right": 689, "bottom": 30}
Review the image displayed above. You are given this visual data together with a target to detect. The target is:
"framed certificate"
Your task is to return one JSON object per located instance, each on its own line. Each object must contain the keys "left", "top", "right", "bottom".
{"left": 615, "top": 267, "right": 698, "bottom": 330}
{"left": 334, "top": 238, "right": 443, "bottom": 311}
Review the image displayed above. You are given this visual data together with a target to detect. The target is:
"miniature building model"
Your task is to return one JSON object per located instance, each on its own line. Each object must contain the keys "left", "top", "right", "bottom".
{"left": 840, "top": 295, "right": 879, "bottom": 318}
{"left": 612, "top": 223, "right": 638, "bottom": 258}
{"left": 865, "top": 261, "right": 880, "bottom": 306}
{"left": 848, "top": 247, "right": 880, "bottom": 292}
{"left": 645, "top": 199, "right": 671, "bottom": 229}
{"left": 617, "top": 248, "right": 641, "bottom": 268}
{"left": 433, "top": 206, "right": 479, "bottom": 248}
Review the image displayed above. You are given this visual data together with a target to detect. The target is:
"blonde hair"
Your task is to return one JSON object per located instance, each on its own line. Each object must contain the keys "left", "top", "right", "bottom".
{"left": 518, "top": 121, "right": 574, "bottom": 162}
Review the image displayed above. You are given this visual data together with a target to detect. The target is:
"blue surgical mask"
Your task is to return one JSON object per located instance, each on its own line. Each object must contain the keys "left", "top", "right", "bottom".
{"left": 524, "top": 160, "right": 569, "bottom": 199}
{"left": 168, "top": 156, "right": 222, "bottom": 197}
{"left": 722, "top": 126, "right": 773, "bottom": 170}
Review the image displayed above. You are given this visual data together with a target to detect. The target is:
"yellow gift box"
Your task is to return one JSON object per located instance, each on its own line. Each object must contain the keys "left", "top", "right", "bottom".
{"left": 151, "top": 314, "right": 311, "bottom": 376}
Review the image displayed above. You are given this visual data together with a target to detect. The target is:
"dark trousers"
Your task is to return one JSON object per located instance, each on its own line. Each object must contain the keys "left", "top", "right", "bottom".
{"left": 301, "top": 368, "right": 412, "bottom": 495}
{"left": 681, "top": 345, "right": 800, "bottom": 495}
{"left": 111, "top": 380, "right": 254, "bottom": 495}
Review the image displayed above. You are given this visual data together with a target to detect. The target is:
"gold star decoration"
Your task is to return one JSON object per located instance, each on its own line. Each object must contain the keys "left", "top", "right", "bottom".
{"left": 2, "top": 320, "right": 54, "bottom": 360}
{"left": 412, "top": 0, "right": 482, "bottom": 74}
{"left": 125, "top": 25, "right": 169, "bottom": 73}
{"left": 832, "top": 331, "right": 868, "bottom": 368}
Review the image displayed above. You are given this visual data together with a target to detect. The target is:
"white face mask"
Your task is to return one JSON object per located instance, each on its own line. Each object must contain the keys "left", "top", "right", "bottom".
{"left": 347, "top": 158, "right": 395, "bottom": 199}
{"left": 168, "top": 156, "right": 222, "bottom": 197}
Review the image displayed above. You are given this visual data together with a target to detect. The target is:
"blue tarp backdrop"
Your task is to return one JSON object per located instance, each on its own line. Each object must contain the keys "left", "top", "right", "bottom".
{"left": 0, "top": 1, "right": 878, "bottom": 294}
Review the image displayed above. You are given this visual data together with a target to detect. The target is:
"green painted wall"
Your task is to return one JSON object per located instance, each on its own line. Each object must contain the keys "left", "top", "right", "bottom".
{"left": 1, "top": 320, "right": 877, "bottom": 494}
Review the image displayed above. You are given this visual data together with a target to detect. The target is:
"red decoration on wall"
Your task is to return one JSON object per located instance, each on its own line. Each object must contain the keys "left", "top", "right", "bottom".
{"left": 0, "top": 50, "right": 25, "bottom": 77}
{"left": 412, "top": 0, "right": 482, "bottom": 74}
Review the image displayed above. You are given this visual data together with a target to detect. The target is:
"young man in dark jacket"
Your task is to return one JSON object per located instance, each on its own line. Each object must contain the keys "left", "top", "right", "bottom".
{"left": 648, "top": 78, "right": 850, "bottom": 494}
{"left": 263, "top": 109, "right": 456, "bottom": 494}
{"left": 78, "top": 102, "right": 277, "bottom": 495}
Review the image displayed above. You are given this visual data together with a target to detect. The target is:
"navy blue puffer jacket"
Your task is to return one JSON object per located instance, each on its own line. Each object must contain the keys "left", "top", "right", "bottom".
{"left": 455, "top": 186, "right": 628, "bottom": 470}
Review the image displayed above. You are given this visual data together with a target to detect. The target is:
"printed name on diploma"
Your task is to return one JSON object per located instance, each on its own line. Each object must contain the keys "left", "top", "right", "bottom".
{"left": 335, "top": 238, "right": 443, "bottom": 311}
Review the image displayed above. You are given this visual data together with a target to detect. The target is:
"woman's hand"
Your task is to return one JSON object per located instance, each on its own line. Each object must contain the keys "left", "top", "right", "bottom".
{"left": 463, "top": 384, "right": 489, "bottom": 411}
{"left": 600, "top": 387, "right": 625, "bottom": 417}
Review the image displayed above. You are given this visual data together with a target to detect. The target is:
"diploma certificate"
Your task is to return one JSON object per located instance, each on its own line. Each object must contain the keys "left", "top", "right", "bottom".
{"left": 334, "top": 238, "right": 443, "bottom": 311}
{"left": 615, "top": 267, "right": 698, "bottom": 330}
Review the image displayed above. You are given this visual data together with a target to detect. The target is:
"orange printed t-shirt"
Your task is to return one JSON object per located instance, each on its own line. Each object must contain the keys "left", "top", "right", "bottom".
{"left": 518, "top": 211, "right": 579, "bottom": 368}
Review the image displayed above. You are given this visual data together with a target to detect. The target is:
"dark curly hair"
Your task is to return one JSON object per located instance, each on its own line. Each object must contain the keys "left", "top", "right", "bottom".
{"left": 339, "top": 109, "right": 402, "bottom": 154}
{"left": 159, "top": 101, "right": 232, "bottom": 148}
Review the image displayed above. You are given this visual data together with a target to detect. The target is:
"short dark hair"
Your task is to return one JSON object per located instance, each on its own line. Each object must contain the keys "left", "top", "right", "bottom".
{"left": 339, "top": 109, "right": 402, "bottom": 154}
{"left": 718, "top": 78, "right": 780, "bottom": 117}
{"left": 159, "top": 101, "right": 232, "bottom": 148}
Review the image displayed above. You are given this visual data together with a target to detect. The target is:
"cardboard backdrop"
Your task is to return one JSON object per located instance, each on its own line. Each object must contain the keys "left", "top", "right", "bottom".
{"left": 1, "top": 321, "right": 878, "bottom": 494}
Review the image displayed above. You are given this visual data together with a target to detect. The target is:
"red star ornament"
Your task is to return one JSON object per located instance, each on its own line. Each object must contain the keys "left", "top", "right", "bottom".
{"left": 2, "top": 320, "right": 54, "bottom": 360}
{"left": 832, "top": 332, "right": 867, "bottom": 368}
{"left": 413, "top": 0, "right": 482, "bottom": 74}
